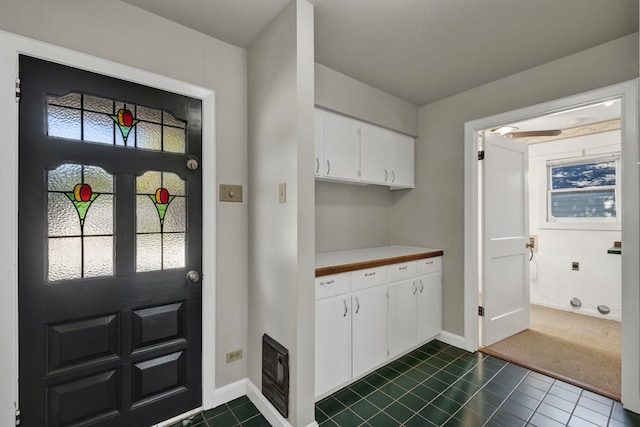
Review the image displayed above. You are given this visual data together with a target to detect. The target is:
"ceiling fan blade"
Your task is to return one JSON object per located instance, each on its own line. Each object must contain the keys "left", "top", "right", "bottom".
{"left": 506, "top": 129, "right": 562, "bottom": 138}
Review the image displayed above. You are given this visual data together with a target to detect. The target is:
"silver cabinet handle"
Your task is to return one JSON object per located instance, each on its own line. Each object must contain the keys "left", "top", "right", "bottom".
{"left": 384, "top": 169, "right": 388, "bottom": 182}
{"left": 326, "top": 160, "right": 331, "bottom": 175}
{"left": 343, "top": 299, "right": 348, "bottom": 317}
{"left": 419, "top": 279, "right": 424, "bottom": 293}
{"left": 392, "top": 170, "right": 396, "bottom": 183}
{"left": 320, "top": 279, "right": 334, "bottom": 286}
{"left": 399, "top": 266, "right": 408, "bottom": 270}
{"left": 355, "top": 297, "right": 360, "bottom": 314}
{"left": 316, "top": 158, "right": 320, "bottom": 174}
{"left": 413, "top": 282, "right": 418, "bottom": 295}
{"left": 364, "top": 272, "right": 376, "bottom": 277}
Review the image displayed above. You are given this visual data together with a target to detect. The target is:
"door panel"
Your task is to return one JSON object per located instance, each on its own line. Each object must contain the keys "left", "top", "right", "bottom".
{"left": 482, "top": 133, "right": 530, "bottom": 346}
{"left": 19, "top": 55, "right": 202, "bottom": 426}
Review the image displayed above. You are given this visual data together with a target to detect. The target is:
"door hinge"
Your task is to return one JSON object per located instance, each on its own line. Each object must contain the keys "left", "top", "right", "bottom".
{"left": 15, "top": 408, "right": 20, "bottom": 426}
{"left": 15, "top": 78, "right": 20, "bottom": 102}
{"left": 478, "top": 306, "right": 485, "bottom": 316}
{"left": 478, "top": 150, "right": 485, "bottom": 160}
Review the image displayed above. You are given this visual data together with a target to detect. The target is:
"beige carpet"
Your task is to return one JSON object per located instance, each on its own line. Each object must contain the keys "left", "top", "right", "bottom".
{"left": 482, "top": 305, "right": 621, "bottom": 400}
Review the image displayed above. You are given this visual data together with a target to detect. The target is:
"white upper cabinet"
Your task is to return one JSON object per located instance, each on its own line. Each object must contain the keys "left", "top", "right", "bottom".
{"left": 320, "top": 110, "right": 361, "bottom": 182}
{"left": 315, "top": 108, "right": 415, "bottom": 189}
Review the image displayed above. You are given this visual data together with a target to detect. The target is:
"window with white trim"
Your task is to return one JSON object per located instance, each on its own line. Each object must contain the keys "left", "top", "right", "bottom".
{"left": 547, "top": 155, "right": 620, "bottom": 223}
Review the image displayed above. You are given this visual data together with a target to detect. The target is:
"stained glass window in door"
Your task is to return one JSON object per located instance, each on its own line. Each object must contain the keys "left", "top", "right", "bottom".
{"left": 48, "top": 164, "right": 114, "bottom": 281}
{"left": 46, "top": 93, "right": 186, "bottom": 153}
{"left": 136, "top": 171, "right": 186, "bottom": 272}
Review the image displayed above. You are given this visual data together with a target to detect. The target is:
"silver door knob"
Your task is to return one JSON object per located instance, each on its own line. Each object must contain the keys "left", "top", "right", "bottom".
{"left": 186, "top": 270, "right": 200, "bottom": 282}
{"left": 186, "top": 158, "right": 199, "bottom": 171}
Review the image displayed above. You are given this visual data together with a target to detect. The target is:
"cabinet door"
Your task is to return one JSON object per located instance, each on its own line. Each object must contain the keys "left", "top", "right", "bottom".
{"left": 316, "top": 296, "right": 351, "bottom": 397}
{"left": 417, "top": 272, "right": 442, "bottom": 343}
{"left": 390, "top": 133, "right": 415, "bottom": 189}
{"left": 360, "top": 123, "right": 390, "bottom": 184}
{"left": 352, "top": 286, "right": 388, "bottom": 378}
{"left": 389, "top": 279, "right": 418, "bottom": 357}
{"left": 322, "top": 110, "right": 361, "bottom": 181}
{"left": 314, "top": 109, "right": 323, "bottom": 177}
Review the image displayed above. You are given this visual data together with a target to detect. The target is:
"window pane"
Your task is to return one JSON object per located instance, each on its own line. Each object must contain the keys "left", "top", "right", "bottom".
{"left": 83, "top": 194, "right": 114, "bottom": 235}
{"left": 84, "top": 95, "right": 113, "bottom": 114}
{"left": 163, "top": 233, "right": 185, "bottom": 269}
{"left": 47, "top": 93, "right": 81, "bottom": 109}
{"left": 84, "top": 236, "right": 114, "bottom": 277}
{"left": 49, "top": 237, "right": 82, "bottom": 281}
{"left": 84, "top": 111, "right": 114, "bottom": 145}
{"left": 48, "top": 192, "right": 81, "bottom": 237}
{"left": 137, "top": 234, "right": 162, "bottom": 272}
{"left": 550, "top": 189, "right": 616, "bottom": 218}
{"left": 551, "top": 161, "right": 616, "bottom": 189}
{"left": 138, "top": 106, "right": 162, "bottom": 123}
{"left": 48, "top": 106, "right": 81, "bottom": 140}
{"left": 137, "top": 122, "right": 162, "bottom": 151}
{"left": 137, "top": 195, "right": 161, "bottom": 233}
{"left": 163, "top": 126, "right": 185, "bottom": 153}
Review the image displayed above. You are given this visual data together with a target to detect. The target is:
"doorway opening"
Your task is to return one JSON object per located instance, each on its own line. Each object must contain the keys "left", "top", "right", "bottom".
{"left": 478, "top": 99, "right": 623, "bottom": 399}
{"left": 463, "top": 80, "right": 639, "bottom": 408}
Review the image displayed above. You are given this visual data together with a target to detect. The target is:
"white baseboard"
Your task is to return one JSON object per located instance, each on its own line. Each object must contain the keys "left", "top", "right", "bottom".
{"left": 212, "top": 378, "right": 248, "bottom": 408}
{"left": 246, "top": 380, "right": 319, "bottom": 427}
{"left": 437, "top": 331, "right": 473, "bottom": 352}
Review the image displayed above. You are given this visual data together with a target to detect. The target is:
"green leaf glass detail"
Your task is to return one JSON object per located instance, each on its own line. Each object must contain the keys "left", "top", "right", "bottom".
{"left": 110, "top": 107, "right": 140, "bottom": 145}
{"left": 148, "top": 187, "right": 175, "bottom": 228}
{"left": 65, "top": 183, "right": 100, "bottom": 227}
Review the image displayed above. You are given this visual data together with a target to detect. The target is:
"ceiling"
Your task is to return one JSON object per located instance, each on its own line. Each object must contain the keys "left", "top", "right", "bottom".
{"left": 121, "top": 0, "right": 638, "bottom": 107}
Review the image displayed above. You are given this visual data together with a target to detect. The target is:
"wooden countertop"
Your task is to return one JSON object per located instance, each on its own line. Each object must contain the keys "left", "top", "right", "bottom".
{"left": 315, "top": 245, "right": 443, "bottom": 277}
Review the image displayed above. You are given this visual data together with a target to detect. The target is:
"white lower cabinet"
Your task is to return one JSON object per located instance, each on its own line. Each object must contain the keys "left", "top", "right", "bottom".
{"left": 351, "top": 286, "right": 389, "bottom": 378}
{"left": 315, "top": 254, "right": 442, "bottom": 398}
{"left": 388, "top": 279, "right": 418, "bottom": 358}
{"left": 315, "top": 295, "right": 351, "bottom": 397}
{"left": 418, "top": 272, "right": 442, "bottom": 342}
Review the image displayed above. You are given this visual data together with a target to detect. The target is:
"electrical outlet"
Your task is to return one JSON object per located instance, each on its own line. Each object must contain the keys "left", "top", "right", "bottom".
{"left": 572, "top": 261, "right": 579, "bottom": 271}
{"left": 226, "top": 349, "right": 243, "bottom": 363}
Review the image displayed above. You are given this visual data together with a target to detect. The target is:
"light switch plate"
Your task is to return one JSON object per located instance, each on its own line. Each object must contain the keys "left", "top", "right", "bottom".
{"left": 220, "top": 184, "right": 242, "bottom": 202}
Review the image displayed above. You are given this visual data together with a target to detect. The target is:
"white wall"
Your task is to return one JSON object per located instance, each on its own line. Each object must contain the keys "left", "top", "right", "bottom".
{"left": 0, "top": 0, "right": 248, "bottom": 392}
{"left": 528, "top": 132, "right": 622, "bottom": 320}
{"left": 247, "top": 1, "right": 315, "bottom": 425}
{"left": 392, "top": 33, "right": 639, "bottom": 336}
{"left": 314, "top": 65, "right": 419, "bottom": 253}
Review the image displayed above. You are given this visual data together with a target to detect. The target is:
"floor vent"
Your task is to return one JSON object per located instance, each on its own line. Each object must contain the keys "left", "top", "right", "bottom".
{"left": 262, "top": 334, "right": 289, "bottom": 418}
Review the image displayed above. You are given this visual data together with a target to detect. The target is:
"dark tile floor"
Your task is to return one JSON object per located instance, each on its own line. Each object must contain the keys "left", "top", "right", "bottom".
{"left": 176, "top": 341, "right": 640, "bottom": 426}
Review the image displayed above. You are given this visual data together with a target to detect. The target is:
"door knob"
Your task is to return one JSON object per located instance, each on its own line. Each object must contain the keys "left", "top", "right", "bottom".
{"left": 186, "top": 270, "right": 200, "bottom": 283}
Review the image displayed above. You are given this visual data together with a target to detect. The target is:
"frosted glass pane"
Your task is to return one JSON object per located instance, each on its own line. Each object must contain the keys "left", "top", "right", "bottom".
{"left": 137, "top": 234, "right": 162, "bottom": 272}
{"left": 48, "top": 192, "right": 81, "bottom": 237}
{"left": 48, "top": 106, "right": 81, "bottom": 140}
{"left": 47, "top": 93, "right": 81, "bottom": 109}
{"left": 137, "top": 195, "right": 161, "bottom": 233}
{"left": 84, "top": 95, "right": 113, "bottom": 114}
{"left": 163, "top": 233, "right": 185, "bottom": 269}
{"left": 137, "top": 171, "right": 161, "bottom": 194}
{"left": 137, "top": 122, "right": 161, "bottom": 151}
{"left": 163, "top": 112, "right": 185, "bottom": 128}
{"left": 84, "top": 195, "right": 114, "bottom": 235}
{"left": 164, "top": 197, "right": 185, "bottom": 233}
{"left": 138, "top": 106, "right": 161, "bottom": 123}
{"left": 162, "top": 172, "right": 185, "bottom": 196}
{"left": 84, "top": 166, "right": 114, "bottom": 193}
{"left": 84, "top": 111, "right": 114, "bottom": 145}
{"left": 49, "top": 164, "right": 82, "bottom": 191}
{"left": 49, "top": 237, "right": 81, "bottom": 281}
{"left": 84, "top": 236, "right": 114, "bottom": 277}
{"left": 163, "top": 126, "right": 185, "bottom": 153}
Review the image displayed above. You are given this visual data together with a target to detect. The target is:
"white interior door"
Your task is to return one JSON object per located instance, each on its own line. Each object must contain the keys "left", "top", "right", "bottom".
{"left": 482, "top": 132, "right": 530, "bottom": 346}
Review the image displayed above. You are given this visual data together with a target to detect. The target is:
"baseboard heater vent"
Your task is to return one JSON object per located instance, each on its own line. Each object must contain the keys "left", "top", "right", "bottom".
{"left": 262, "top": 334, "right": 289, "bottom": 418}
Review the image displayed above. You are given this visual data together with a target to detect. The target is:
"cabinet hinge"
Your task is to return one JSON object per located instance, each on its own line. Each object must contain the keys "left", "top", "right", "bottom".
{"left": 15, "top": 78, "right": 20, "bottom": 102}
{"left": 478, "top": 306, "right": 485, "bottom": 317}
{"left": 15, "top": 408, "right": 20, "bottom": 426}
{"left": 478, "top": 150, "right": 485, "bottom": 160}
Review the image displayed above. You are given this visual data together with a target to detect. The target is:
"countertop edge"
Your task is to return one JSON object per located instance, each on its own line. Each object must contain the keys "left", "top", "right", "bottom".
{"left": 315, "top": 250, "right": 444, "bottom": 277}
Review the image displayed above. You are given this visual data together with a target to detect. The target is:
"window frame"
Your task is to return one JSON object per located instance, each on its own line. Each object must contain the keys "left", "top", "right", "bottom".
{"left": 543, "top": 153, "right": 621, "bottom": 230}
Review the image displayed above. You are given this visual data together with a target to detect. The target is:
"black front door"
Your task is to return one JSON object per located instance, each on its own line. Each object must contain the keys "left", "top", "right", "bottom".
{"left": 18, "top": 56, "right": 203, "bottom": 426}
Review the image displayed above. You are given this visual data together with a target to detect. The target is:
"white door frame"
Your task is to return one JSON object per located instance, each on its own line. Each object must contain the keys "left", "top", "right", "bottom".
{"left": 0, "top": 31, "right": 217, "bottom": 425}
{"left": 463, "top": 80, "right": 639, "bottom": 411}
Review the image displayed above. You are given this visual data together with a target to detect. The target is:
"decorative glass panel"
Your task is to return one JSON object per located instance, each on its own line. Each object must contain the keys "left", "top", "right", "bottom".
{"left": 46, "top": 93, "right": 187, "bottom": 153}
{"left": 47, "top": 164, "right": 115, "bottom": 281}
{"left": 136, "top": 171, "right": 186, "bottom": 272}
